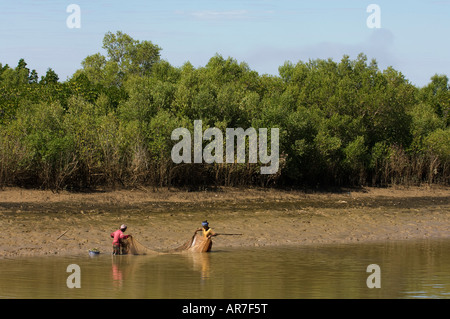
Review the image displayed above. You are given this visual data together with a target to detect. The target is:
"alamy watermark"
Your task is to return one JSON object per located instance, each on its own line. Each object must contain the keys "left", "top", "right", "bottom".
{"left": 171, "top": 120, "right": 280, "bottom": 175}
{"left": 66, "top": 264, "right": 81, "bottom": 288}
{"left": 367, "top": 4, "right": 381, "bottom": 29}
{"left": 66, "top": 4, "right": 81, "bottom": 29}
{"left": 366, "top": 264, "right": 381, "bottom": 288}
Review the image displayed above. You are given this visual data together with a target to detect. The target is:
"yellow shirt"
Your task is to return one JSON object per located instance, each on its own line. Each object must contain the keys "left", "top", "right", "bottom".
{"left": 202, "top": 228, "right": 214, "bottom": 238}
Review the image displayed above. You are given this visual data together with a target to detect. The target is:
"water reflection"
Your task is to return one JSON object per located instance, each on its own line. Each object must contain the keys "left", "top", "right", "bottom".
{"left": 111, "top": 258, "right": 124, "bottom": 289}
{"left": 184, "top": 252, "right": 211, "bottom": 283}
{"left": 0, "top": 239, "right": 449, "bottom": 299}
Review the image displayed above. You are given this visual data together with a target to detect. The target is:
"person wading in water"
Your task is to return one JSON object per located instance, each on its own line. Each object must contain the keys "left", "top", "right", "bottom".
{"left": 193, "top": 220, "right": 217, "bottom": 252}
{"left": 110, "top": 224, "right": 130, "bottom": 255}
{"left": 195, "top": 220, "right": 218, "bottom": 239}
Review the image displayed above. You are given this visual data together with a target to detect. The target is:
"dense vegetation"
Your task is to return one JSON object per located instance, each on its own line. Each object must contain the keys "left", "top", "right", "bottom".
{"left": 0, "top": 31, "right": 448, "bottom": 190}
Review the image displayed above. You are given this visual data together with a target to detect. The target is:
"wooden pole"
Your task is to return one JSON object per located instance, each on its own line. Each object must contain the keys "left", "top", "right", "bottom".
{"left": 57, "top": 230, "right": 69, "bottom": 240}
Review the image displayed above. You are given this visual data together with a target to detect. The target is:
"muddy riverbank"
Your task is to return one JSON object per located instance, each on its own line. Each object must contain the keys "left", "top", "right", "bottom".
{"left": 0, "top": 186, "right": 449, "bottom": 258}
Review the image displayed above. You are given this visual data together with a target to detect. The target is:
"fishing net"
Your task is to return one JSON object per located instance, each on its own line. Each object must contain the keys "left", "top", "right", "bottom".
{"left": 171, "top": 233, "right": 212, "bottom": 253}
{"left": 118, "top": 233, "right": 212, "bottom": 255}
{"left": 121, "top": 236, "right": 160, "bottom": 255}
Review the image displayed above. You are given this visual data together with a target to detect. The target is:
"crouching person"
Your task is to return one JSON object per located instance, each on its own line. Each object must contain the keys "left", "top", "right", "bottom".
{"left": 110, "top": 224, "right": 130, "bottom": 255}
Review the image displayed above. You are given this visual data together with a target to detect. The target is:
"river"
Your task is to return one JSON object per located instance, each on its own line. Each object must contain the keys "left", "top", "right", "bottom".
{"left": 1, "top": 238, "right": 449, "bottom": 299}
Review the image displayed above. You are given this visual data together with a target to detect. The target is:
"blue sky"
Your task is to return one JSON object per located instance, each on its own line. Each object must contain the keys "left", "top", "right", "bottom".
{"left": 0, "top": 0, "right": 449, "bottom": 87}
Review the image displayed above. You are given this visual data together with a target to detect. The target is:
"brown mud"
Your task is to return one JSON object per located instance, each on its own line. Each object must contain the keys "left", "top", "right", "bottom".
{"left": 0, "top": 186, "right": 449, "bottom": 258}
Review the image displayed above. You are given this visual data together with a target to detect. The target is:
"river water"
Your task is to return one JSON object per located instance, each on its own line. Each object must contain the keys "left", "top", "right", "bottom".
{"left": 1, "top": 238, "right": 449, "bottom": 299}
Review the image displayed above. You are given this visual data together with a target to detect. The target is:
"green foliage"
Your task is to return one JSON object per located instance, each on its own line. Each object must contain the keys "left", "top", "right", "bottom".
{"left": 419, "top": 74, "right": 449, "bottom": 125}
{"left": 1, "top": 101, "right": 76, "bottom": 188}
{"left": 423, "top": 128, "right": 450, "bottom": 161}
{"left": 40, "top": 68, "right": 59, "bottom": 85}
{"left": 0, "top": 32, "right": 448, "bottom": 189}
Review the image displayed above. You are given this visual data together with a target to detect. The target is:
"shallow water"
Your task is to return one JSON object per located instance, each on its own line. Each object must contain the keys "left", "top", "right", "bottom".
{"left": 1, "top": 239, "right": 449, "bottom": 299}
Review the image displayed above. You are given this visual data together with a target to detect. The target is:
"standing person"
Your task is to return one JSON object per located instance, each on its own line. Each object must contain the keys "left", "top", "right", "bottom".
{"left": 110, "top": 224, "right": 130, "bottom": 255}
{"left": 195, "top": 220, "right": 218, "bottom": 239}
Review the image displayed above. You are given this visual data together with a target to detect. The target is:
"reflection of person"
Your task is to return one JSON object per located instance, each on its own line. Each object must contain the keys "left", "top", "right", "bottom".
{"left": 110, "top": 224, "right": 130, "bottom": 255}
{"left": 195, "top": 220, "right": 218, "bottom": 239}
{"left": 111, "top": 261, "right": 123, "bottom": 288}
{"left": 190, "top": 252, "right": 211, "bottom": 284}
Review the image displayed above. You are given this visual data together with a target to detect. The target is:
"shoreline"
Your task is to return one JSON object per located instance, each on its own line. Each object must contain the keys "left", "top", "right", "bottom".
{"left": 0, "top": 186, "right": 449, "bottom": 258}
